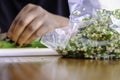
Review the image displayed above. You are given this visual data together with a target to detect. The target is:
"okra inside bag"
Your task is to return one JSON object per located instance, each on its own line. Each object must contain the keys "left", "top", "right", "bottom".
{"left": 42, "top": 0, "right": 120, "bottom": 59}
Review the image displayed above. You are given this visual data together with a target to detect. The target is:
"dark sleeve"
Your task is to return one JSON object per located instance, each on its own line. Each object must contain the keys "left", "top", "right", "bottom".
{"left": 0, "top": 0, "right": 70, "bottom": 33}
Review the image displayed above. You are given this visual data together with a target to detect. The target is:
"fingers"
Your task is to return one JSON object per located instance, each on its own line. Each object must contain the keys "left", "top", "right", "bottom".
{"left": 7, "top": 4, "right": 35, "bottom": 37}
{"left": 25, "top": 24, "right": 52, "bottom": 45}
{"left": 17, "top": 16, "right": 45, "bottom": 46}
{"left": 7, "top": 4, "right": 44, "bottom": 43}
{"left": 12, "top": 13, "right": 37, "bottom": 42}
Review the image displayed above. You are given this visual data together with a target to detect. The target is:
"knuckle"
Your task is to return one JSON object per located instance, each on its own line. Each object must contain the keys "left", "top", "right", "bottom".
{"left": 33, "top": 6, "right": 41, "bottom": 12}
{"left": 15, "top": 18, "right": 25, "bottom": 26}
{"left": 14, "top": 18, "right": 19, "bottom": 24}
{"left": 35, "top": 32, "right": 41, "bottom": 37}
{"left": 34, "top": 6, "right": 45, "bottom": 14}
{"left": 26, "top": 3, "right": 34, "bottom": 8}
{"left": 34, "top": 6, "right": 39, "bottom": 9}
{"left": 27, "top": 25, "right": 35, "bottom": 32}
{"left": 27, "top": 5, "right": 40, "bottom": 13}
{"left": 18, "top": 19, "right": 26, "bottom": 26}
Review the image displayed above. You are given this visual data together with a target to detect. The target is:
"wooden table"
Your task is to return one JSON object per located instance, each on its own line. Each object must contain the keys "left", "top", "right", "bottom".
{"left": 0, "top": 56, "right": 120, "bottom": 80}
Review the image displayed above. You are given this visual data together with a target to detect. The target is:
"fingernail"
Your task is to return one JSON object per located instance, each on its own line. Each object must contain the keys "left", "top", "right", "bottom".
{"left": 7, "top": 32, "right": 12, "bottom": 38}
{"left": 18, "top": 43, "right": 23, "bottom": 47}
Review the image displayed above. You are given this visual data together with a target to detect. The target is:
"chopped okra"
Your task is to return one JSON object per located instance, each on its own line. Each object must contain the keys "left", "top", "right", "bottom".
{"left": 0, "top": 40, "right": 47, "bottom": 48}
{"left": 57, "top": 9, "right": 120, "bottom": 59}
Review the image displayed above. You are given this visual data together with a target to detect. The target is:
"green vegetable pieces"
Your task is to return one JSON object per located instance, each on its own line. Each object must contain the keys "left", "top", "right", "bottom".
{"left": 57, "top": 9, "right": 120, "bottom": 59}
{"left": 0, "top": 41, "right": 15, "bottom": 48}
{"left": 0, "top": 40, "right": 46, "bottom": 48}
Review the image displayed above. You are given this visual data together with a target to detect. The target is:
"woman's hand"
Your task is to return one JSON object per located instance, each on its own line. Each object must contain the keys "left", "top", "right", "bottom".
{"left": 7, "top": 4, "right": 69, "bottom": 46}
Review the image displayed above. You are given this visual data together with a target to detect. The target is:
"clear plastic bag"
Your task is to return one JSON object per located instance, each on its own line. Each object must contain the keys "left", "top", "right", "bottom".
{"left": 42, "top": 0, "right": 120, "bottom": 59}
{"left": 41, "top": 26, "right": 72, "bottom": 49}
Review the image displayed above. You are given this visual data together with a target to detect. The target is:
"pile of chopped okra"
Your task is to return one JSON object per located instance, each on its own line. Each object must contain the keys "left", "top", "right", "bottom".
{"left": 57, "top": 9, "right": 120, "bottom": 59}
